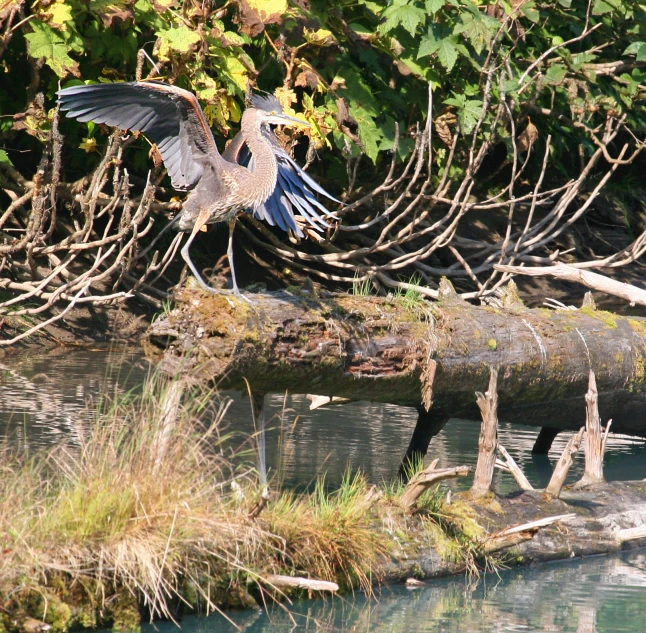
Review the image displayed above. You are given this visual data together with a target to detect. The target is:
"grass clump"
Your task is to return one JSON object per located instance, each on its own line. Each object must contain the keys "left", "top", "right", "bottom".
{"left": 0, "top": 374, "right": 390, "bottom": 632}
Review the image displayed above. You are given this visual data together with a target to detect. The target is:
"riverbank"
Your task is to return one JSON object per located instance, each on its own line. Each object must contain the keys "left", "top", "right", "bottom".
{"left": 2, "top": 372, "right": 646, "bottom": 633}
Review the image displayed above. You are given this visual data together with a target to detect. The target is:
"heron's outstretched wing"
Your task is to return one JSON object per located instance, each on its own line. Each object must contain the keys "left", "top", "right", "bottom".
{"left": 57, "top": 81, "right": 219, "bottom": 190}
{"left": 223, "top": 131, "right": 339, "bottom": 236}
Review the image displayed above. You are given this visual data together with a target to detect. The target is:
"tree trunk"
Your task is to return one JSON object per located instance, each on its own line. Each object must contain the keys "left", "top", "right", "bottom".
{"left": 147, "top": 288, "right": 646, "bottom": 436}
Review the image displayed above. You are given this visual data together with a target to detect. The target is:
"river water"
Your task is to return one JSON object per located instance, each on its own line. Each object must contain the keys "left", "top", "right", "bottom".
{"left": 3, "top": 347, "right": 646, "bottom": 632}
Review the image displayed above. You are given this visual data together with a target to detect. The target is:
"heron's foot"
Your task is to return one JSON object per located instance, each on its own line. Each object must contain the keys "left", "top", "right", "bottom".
{"left": 186, "top": 276, "right": 255, "bottom": 306}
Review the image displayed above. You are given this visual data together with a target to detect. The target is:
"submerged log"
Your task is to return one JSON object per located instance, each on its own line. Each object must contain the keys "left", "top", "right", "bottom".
{"left": 147, "top": 286, "right": 646, "bottom": 436}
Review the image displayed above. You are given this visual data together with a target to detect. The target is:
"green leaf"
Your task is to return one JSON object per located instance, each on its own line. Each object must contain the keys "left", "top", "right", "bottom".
{"left": 520, "top": 1, "right": 540, "bottom": 22}
{"left": 444, "top": 94, "right": 483, "bottom": 135}
{"left": 545, "top": 64, "right": 568, "bottom": 84}
{"left": 418, "top": 30, "right": 440, "bottom": 59}
{"left": 624, "top": 41, "right": 646, "bottom": 61}
{"left": 0, "top": 149, "right": 13, "bottom": 166}
{"left": 352, "top": 105, "right": 382, "bottom": 162}
{"left": 592, "top": 0, "right": 615, "bottom": 14}
{"left": 425, "top": 0, "right": 445, "bottom": 13}
{"left": 378, "top": 1, "right": 426, "bottom": 37}
{"left": 436, "top": 39, "right": 458, "bottom": 71}
{"left": 454, "top": 12, "right": 496, "bottom": 55}
{"left": 24, "top": 19, "right": 80, "bottom": 77}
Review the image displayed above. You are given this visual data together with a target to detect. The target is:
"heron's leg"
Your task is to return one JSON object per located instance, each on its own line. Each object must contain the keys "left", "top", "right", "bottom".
{"left": 227, "top": 217, "right": 239, "bottom": 295}
{"left": 180, "top": 208, "right": 222, "bottom": 293}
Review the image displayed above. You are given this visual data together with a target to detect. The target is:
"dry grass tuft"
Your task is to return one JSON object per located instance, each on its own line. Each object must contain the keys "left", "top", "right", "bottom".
{"left": 0, "top": 374, "right": 391, "bottom": 632}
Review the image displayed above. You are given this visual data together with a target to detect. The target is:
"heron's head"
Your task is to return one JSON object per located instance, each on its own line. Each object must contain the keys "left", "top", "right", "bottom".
{"left": 249, "top": 93, "right": 310, "bottom": 129}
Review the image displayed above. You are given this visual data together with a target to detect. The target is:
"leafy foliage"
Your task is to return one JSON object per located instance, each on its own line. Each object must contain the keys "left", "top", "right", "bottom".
{"left": 0, "top": 0, "right": 643, "bottom": 175}
{"left": 0, "top": 0, "right": 645, "bottom": 306}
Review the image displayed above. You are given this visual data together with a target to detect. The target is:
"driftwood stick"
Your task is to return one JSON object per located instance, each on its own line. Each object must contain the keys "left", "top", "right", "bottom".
{"left": 615, "top": 525, "right": 646, "bottom": 543}
{"left": 482, "top": 514, "right": 576, "bottom": 553}
{"left": 577, "top": 370, "right": 605, "bottom": 487}
{"left": 401, "top": 459, "right": 470, "bottom": 508}
{"left": 471, "top": 367, "right": 499, "bottom": 497}
{"left": 601, "top": 418, "right": 612, "bottom": 459}
{"left": 494, "top": 263, "right": 646, "bottom": 307}
{"left": 264, "top": 574, "right": 339, "bottom": 592}
{"left": 307, "top": 394, "right": 353, "bottom": 410}
{"left": 496, "top": 444, "right": 534, "bottom": 491}
{"left": 545, "top": 428, "right": 585, "bottom": 498}
{"left": 482, "top": 531, "right": 536, "bottom": 554}
{"left": 494, "top": 513, "right": 577, "bottom": 536}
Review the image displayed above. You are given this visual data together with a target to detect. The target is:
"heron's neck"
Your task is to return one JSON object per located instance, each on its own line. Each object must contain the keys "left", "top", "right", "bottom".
{"left": 241, "top": 110, "right": 278, "bottom": 208}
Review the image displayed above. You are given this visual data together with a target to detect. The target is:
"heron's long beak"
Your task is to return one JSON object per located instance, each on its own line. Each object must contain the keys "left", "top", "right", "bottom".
{"left": 268, "top": 113, "right": 311, "bottom": 128}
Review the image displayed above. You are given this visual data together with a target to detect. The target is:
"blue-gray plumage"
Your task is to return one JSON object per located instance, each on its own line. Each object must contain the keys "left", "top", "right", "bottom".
{"left": 57, "top": 81, "right": 338, "bottom": 294}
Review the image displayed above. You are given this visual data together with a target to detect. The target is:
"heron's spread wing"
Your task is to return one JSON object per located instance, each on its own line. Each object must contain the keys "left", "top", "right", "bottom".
{"left": 224, "top": 131, "right": 339, "bottom": 236}
{"left": 57, "top": 81, "right": 219, "bottom": 190}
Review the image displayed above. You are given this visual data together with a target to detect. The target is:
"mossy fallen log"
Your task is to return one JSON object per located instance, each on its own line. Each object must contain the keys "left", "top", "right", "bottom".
{"left": 146, "top": 283, "right": 646, "bottom": 436}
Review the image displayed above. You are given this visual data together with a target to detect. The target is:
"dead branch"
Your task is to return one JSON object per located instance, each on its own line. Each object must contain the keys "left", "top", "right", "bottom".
{"left": 545, "top": 428, "right": 585, "bottom": 498}
{"left": 496, "top": 444, "right": 534, "bottom": 491}
{"left": 494, "top": 264, "right": 646, "bottom": 307}
{"left": 400, "top": 458, "right": 470, "bottom": 508}
{"left": 471, "top": 367, "right": 499, "bottom": 497}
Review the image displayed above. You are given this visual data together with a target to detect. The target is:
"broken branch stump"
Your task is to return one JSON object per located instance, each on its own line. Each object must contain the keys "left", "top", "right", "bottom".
{"left": 545, "top": 428, "right": 585, "bottom": 498}
{"left": 497, "top": 444, "right": 534, "bottom": 491}
{"left": 471, "top": 367, "right": 499, "bottom": 497}
{"left": 400, "top": 460, "right": 470, "bottom": 508}
{"left": 577, "top": 370, "right": 606, "bottom": 487}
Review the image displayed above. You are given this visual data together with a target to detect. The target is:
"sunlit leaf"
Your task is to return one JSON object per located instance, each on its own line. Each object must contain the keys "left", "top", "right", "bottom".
{"left": 25, "top": 19, "right": 80, "bottom": 77}
{"left": 304, "top": 28, "right": 336, "bottom": 46}
{"left": 378, "top": 1, "right": 426, "bottom": 37}
{"left": 156, "top": 25, "right": 200, "bottom": 60}
{"left": 624, "top": 41, "right": 646, "bottom": 61}
{"left": 0, "top": 149, "right": 13, "bottom": 166}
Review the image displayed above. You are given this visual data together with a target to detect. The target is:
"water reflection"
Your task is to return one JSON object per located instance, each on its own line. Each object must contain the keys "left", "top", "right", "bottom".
{"left": 5, "top": 350, "right": 646, "bottom": 632}
{"left": 140, "top": 551, "right": 646, "bottom": 633}
{"left": 225, "top": 393, "right": 646, "bottom": 493}
{"left": 1, "top": 349, "right": 646, "bottom": 494}
{"left": 0, "top": 347, "right": 151, "bottom": 448}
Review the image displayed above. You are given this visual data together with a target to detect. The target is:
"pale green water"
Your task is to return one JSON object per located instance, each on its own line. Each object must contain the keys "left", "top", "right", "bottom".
{"left": 4, "top": 348, "right": 646, "bottom": 633}
{"left": 143, "top": 551, "right": 646, "bottom": 633}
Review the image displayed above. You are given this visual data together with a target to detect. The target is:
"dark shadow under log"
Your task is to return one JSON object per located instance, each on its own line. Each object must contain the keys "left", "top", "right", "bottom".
{"left": 146, "top": 288, "right": 646, "bottom": 437}
{"left": 532, "top": 427, "right": 562, "bottom": 454}
{"left": 398, "top": 407, "right": 449, "bottom": 480}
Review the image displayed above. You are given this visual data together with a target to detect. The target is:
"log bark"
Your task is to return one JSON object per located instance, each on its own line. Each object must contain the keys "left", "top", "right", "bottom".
{"left": 146, "top": 288, "right": 646, "bottom": 436}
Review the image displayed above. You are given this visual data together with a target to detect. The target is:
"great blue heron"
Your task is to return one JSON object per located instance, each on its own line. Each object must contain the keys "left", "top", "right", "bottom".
{"left": 57, "top": 81, "right": 338, "bottom": 294}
